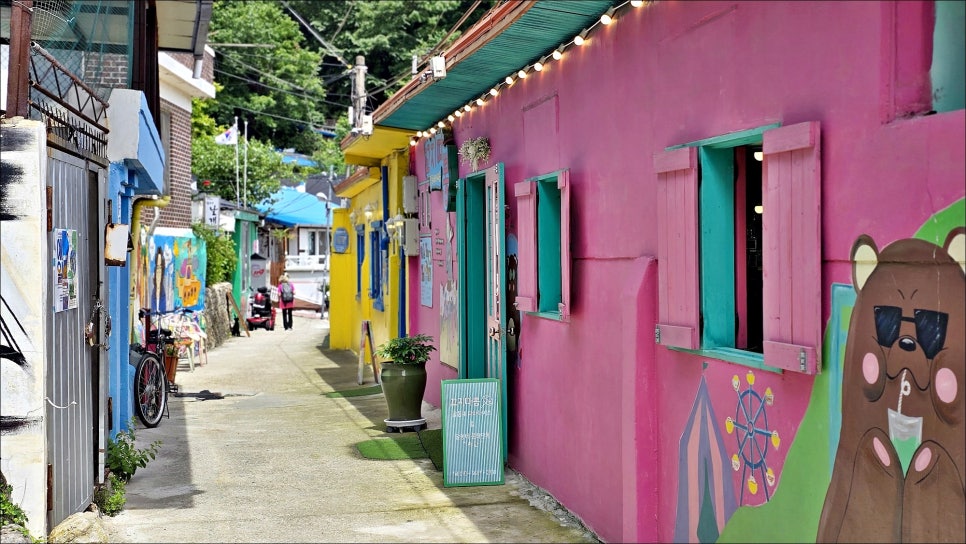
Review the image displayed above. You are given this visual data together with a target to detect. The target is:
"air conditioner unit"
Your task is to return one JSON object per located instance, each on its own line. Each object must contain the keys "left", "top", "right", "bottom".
{"left": 402, "top": 175, "right": 418, "bottom": 214}
{"left": 430, "top": 56, "right": 446, "bottom": 79}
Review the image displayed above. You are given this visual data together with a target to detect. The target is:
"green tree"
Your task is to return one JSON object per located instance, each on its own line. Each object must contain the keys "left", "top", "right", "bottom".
{"left": 192, "top": 132, "right": 297, "bottom": 206}
{"left": 207, "top": 0, "right": 329, "bottom": 153}
{"left": 287, "top": 0, "right": 496, "bottom": 113}
{"left": 192, "top": 223, "right": 237, "bottom": 284}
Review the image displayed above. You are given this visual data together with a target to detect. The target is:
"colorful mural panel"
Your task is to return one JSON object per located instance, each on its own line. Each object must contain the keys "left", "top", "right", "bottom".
{"left": 133, "top": 229, "right": 207, "bottom": 316}
{"left": 818, "top": 227, "right": 965, "bottom": 542}
{"left": 675, "top": 376, "right": 738, "bottom": 542}
{"left": 149, "top": 235, "right": 207, "bottom": 313}
{"left": 716, "top": 199, "right": 965, "bottom": 543}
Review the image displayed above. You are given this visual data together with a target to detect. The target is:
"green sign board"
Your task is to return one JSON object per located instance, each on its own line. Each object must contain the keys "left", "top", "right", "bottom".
{"left": 442, "top": 379, "right": 504, "bottom": 487}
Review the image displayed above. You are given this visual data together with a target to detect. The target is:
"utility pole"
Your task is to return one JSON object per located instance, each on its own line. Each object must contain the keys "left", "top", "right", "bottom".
{"left": 350, "top": 56, "right": 369, "bottom": 134}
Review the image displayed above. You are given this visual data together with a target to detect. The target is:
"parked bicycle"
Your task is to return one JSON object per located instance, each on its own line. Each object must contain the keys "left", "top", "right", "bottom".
{"left": 130, "top": 308, "right": 176, "bottom": 427}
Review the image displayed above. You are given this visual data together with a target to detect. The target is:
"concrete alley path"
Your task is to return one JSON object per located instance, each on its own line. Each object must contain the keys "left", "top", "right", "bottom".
{"left": 102, "top": 313, "right": 599, "bottom": 543}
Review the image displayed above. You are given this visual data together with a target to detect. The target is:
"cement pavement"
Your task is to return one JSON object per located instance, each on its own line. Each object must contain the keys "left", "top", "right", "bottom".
{"left": 102, "top": 313, "right": 599, "bottom": 543}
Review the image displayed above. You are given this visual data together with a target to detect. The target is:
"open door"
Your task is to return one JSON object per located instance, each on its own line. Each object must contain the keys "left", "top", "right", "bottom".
{"left": 457, "top": 163, "right": 508, "bottom": 458}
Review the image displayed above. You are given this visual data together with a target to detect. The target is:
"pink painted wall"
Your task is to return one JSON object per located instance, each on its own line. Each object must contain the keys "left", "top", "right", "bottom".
{"left": 408, "top": 2, "right": 965, "bottom": 542}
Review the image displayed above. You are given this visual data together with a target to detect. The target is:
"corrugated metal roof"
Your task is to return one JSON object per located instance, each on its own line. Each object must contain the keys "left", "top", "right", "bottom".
{"left": 378, "top": 0, "right": 615, "bottom": 131}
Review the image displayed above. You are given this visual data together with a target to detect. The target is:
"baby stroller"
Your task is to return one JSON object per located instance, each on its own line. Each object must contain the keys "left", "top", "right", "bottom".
{"left": 246, "top": 286, "right": 276, "bottom": 331}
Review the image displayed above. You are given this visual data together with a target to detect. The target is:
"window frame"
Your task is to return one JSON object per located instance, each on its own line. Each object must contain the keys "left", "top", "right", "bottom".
{"left": 513, "top": 169, "right": 571, "bottom": 321}
{"left": 355, "top": 225, "right": 364, "bottom": 300}
{"left": 655, "top": 122, "right": 822, "bottom": 374}
{"left": 369, "top": 221, "right": 384, "bottom": 312}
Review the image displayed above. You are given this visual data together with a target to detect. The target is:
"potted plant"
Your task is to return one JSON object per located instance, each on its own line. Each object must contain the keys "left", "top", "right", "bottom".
{"left": 163, "top": 343, "right": 180, "bottom": 384}
{"left": 375, "top": 334, "right": 436, "bottom": 430}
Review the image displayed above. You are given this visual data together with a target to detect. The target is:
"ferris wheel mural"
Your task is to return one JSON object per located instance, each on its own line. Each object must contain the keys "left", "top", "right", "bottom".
{"left": 726, "top": 371, "right": 781, "bottom": 504}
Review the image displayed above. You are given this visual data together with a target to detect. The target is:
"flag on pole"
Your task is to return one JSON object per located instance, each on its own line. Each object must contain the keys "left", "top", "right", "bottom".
{"left": 214, "top": 124, "right": 238, "bottom": 145}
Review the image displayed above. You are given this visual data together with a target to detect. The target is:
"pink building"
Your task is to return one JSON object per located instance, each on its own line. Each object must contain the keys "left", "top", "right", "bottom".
{"left": 347, "top": 1, "right": 965, "bottom": 541}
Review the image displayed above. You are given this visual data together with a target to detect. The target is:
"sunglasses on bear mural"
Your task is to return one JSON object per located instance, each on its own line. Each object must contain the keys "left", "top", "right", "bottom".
{"left": 873, "top": 306, "right": 948, "bottom": 360}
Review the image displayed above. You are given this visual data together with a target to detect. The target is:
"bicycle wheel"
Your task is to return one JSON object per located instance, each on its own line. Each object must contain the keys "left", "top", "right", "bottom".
{"left": 134, "top": 352, "right": 167, "bottom": 427}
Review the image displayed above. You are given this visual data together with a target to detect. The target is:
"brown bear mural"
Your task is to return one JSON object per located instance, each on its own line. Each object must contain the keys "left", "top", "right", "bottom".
{"left": 818, "top": 228, "right": 966, "bottom": 542}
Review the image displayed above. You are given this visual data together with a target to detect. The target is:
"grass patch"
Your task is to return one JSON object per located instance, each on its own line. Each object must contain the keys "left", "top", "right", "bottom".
{"left": 325, "top": 385, "right": 383, "bottom": 398}
{"left": 356, "top": 429, "right": 443, "bottom": 470}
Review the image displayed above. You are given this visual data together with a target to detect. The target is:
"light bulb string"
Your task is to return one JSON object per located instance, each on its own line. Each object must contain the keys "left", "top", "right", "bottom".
{"left": 414, "top": 0, "right": 642, "bottom": 139}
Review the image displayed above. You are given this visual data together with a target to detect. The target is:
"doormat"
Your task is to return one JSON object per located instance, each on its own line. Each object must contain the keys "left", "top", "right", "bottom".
{"left": 356, "top": 429, "right": 443, "bottom": 470}
{"left": 324, "top": 385, "right": 383, "bottom": 398}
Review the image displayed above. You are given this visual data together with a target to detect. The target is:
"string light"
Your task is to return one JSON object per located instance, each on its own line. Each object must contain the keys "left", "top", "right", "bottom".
{"left": 412, "top": 2, "right": 643, "bottom": 144}
{"left": 600, "top": 8, "right": 616, "bottom": 25}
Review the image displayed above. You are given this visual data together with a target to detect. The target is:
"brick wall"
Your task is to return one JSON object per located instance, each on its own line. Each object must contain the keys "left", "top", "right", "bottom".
{"left": 158, "top": 99, "right": 193, "bottom": 228}
{"left": 87, "top": 52, "right": 128, "bottom": 96}
{"left": 167, "top": 50, "right": 215, "bottom": 83}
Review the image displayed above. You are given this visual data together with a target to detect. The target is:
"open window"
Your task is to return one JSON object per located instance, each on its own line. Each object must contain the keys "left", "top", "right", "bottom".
{"left": 655, "top": 122, "right": 821, "bottom": 374}
{"left": 514, "top": 169, "right": 571, "bottom": 320}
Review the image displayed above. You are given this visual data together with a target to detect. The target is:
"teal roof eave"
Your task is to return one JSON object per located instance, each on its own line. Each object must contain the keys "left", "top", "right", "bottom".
{"left": 378, "top": 0, "right": 615, "bottom": 131}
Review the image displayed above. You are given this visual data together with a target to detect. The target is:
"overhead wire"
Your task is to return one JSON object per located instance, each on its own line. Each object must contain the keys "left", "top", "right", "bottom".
{"left": 213, "top": 68, "right": 348, "bottom": 109}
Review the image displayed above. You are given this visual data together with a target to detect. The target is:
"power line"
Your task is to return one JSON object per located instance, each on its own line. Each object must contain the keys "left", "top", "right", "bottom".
{"left": 220, "top": 101, "right": 340, "bottom": 131}
{"left": 214, "top": 68, "right": 347, "bottom": 109}
{"left": 219, "top": 53, "right": 317, "bottom": 94}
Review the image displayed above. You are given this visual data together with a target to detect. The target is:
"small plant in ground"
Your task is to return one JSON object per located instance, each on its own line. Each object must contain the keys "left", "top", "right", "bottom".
{"left": 93, "top": 474, "right": 126, "bottom": 516}
{"left": 106, "top": 423, "right": 161, "bottom": 483}
{"left": 1, "top": 479, "right": 28, "bottom": 528}
{"left": 1, "top": 473, "right": 34, "bottom": 541}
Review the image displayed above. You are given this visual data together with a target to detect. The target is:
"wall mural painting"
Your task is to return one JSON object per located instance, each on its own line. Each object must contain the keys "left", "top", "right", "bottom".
{"left": 439, "top": 214, "right": 459, "bottom": 365}
{"left": 725, "top": 371, "right": 780, "bottom": 505}
{"left": 675, "top": 375, "right": 738, "bottom": 543}
{"left": 713, "top": 202, "right": 965, "bottom": 544}
{"left": 1, "top": 123, "right": 48, "bottom": 537}
{"left": 1, "top": 127, "right": 44, "bottom": 437}
{"left": 149, "top": 235, "right": 207, "bottom": 313}
{"left": 818, "top": 227, "right": 965, "bottom": 543}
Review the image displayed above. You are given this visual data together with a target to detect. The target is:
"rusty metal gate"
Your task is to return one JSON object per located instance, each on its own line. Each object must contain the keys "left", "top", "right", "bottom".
{"left": 44, "top": 149, "right": 106, "bottom": 528}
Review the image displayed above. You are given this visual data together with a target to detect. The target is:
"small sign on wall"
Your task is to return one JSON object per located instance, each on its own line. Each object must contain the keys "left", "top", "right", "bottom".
{"left": 204, "top": 195, "right": 219, "bottom": 227}
{"left": 333, "top": 227, "right": 349, "bottom": 253}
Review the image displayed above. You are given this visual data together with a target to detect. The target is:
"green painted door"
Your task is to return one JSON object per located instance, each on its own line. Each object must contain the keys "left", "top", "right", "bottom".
{"left": 457, "top": 163, "right": 508, "bottom": 458}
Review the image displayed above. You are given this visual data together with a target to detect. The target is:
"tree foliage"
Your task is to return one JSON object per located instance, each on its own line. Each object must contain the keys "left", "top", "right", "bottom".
{"left": 207, "top": 0, "right": 329, "bottom": 153}
{"left": 289, "top": 0, "right": 496, "bottom": 109}
{"left": 192, "top": 132, "right": 294, "bottom": 206}
{"left": 192, "top": 223, "right": 237, "bottom": 284}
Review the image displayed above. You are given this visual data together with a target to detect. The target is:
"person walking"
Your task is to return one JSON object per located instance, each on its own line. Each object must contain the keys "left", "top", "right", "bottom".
{"left": 277, "top": 274, "right": 296, "bottom": 330}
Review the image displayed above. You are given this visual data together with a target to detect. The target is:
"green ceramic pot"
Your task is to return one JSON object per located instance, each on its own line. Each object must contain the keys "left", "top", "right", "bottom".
{"left": 380, "top": 362, "right": 427, "bottom": 421}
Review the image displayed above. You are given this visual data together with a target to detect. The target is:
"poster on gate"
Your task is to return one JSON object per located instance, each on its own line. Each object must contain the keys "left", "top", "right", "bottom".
{"left": 53, "top": 228, "right": 78, "bottom": 312}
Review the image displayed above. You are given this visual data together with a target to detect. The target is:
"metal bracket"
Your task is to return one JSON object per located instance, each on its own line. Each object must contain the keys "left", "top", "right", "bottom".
{"left": 654, "top": 326, "right": 661, "bottom": 344}
{"left": 799, "top": 349, "right": 807, "bottom": 372}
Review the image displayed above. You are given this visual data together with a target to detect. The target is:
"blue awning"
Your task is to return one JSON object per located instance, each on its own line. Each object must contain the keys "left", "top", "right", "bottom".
{"left": 256, "top": 187, "right": 336, "bottom": 227}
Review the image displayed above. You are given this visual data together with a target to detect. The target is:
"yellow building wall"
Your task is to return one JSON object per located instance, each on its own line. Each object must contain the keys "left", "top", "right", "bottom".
{"left": 330, "top": 151, "right": 411, "bottom": 361}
